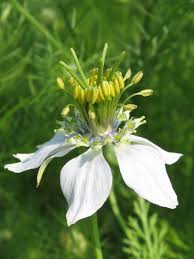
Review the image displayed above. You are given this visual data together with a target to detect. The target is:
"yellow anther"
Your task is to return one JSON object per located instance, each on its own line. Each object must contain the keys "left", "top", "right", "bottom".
{"left": 57, "top": 77, "right": 65, "bottom": 89}
{"left": 113, "top": 78, "right": 120, "bottom": 95}
{"left": 131, "top": 71, "right": 143, "bottom": 84}
{"left": 124, "top": 104, "right": 137, "bottom": 112}
{"left": 98, "top": 86, "right": 105, "bottom": 101}
{"left": 138, "top": 89, "right": 153, "bottom": 97}
{"left": 69, "top": 77, "right": 75, "bottom": 85}
{"left": 115, "top": 72, "right": 124, "bottom": 89}
{"left": 93, "top": 80, "right": 97, "bottom": 86}
{"left": 124, "top": 69, "right": 132, "bottom": 81}
{"left": 61, "top": 106, "right": 70, "bottom": 117}
{"left": 109, "top": 82, "right": 116, "bottom": 98}
{"left": 79, "top": 88, "right": 85, "bottom": 103}
{"left": 102, "top": 81, "right": 110, "bottom": 98}
{"left": 91, "top": 88, "right": 99, "bottom": 104}
{"left": 89, "top": 110, "right": 96, "bottom": 120}
{"left": 90, "top": 68, "right": 98, "bottom": 76}
{"left": 73, "top": 85, "right": 80, "bottom": 99}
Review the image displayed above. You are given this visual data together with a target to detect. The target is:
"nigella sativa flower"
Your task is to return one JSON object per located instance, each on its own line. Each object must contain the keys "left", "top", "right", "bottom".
{"left": 5, "top": 44, "right": 182, "bottom": 226}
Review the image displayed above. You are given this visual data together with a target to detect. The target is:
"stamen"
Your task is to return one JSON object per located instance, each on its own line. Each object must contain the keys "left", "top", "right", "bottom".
{"left": 61, "top": 105, "right": 70, "bottom": 117}
{"left": 56, "top": 77, "right": 65, "bottom": 89}
{"left": 124, "top": 69, "right": 132, "bottom": 81}
{"left": 124, "top": 104, "right": 137, "bottom": 112}
{"left": 131, "top": 71, "right": 143, "bottom": 84}
{"left": 58, "top": 46, "right": 150, "bottom": 139}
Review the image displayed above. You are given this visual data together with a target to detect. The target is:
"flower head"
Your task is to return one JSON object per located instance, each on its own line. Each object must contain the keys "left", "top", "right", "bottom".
{"left": 5, "top": 44, "right": 182, "bottom": 226}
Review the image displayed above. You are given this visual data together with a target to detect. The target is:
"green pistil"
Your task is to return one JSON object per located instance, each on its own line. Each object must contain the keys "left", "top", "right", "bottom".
{"left": 108, "top": 51, "right": 126, "bottom": 80}
{"left": 98, "top": 43, "right": 108, "bottom": 85}
{"left": 70, "top": 48, "right": 89, "bottom": 87}
{"left": 59, "top": 61, "right": 85, "bottom": 88}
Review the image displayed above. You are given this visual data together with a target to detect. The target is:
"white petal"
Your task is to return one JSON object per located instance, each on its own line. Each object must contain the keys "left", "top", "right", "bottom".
{"left": 115, "top": 143, "right": 178, "bottom": 209}
{"left": 13, "top": 153, "right": 34, "bottom": 161}
{"left": 4, "top": 133, "right": 73, "bottom": 173}
{"left": 36, "top": 148, "right": 75, "bottom": 187}
{"left": 60, "top": 148, "right": 112, "bottom": 226}
{"left": 36, "top": 133, "right": 72, "bottom": 149}
{"left": 128, "top": 135, "right": 182, "bottom": 165}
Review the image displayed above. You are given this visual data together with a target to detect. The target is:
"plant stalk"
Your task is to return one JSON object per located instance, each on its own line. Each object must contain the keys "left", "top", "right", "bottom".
{"left": 109, "top": 189, "right": 127, "bottom": 234}
{"left": 91, "top": 214, "right": 103, "bottom": 259}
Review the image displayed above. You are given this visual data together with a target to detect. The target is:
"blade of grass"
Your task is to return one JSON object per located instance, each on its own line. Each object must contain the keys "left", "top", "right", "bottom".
{"left": 11, "top": 0, "right": 63, "bottom": 50}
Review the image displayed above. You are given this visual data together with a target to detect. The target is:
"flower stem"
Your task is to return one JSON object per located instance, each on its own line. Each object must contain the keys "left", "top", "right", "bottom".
{"left": 91, "top": 214, "right": 103, "bottom": 259}
{"left": 109, "top": 189, "right": 127, "bottom": 234}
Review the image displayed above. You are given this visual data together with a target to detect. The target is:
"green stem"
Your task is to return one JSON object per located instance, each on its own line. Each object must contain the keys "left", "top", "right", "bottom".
{"left": 12, "top": 0, "right": 62, "bottom": 50}
{"left": 120, "top": 82, "right": 133, "bottom": 96}
{"left": 142, "top": 214, "right": 155, "bottom": 259}
{"left": 122, "top": 92, "right": 141, "bottom": 106}
{"left": 109, "top": 189, "right": 127, "bottom": 234}
{"left": 91, "top": 214, "right": 103, "bottom": 259}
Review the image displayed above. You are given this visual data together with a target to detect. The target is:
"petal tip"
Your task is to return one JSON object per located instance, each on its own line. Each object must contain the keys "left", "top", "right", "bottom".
{"left": 4, "top": 164, "right": 11, "bottom": 171}
{"left": 66, "top": 215, "right": 76, "bottom": 226}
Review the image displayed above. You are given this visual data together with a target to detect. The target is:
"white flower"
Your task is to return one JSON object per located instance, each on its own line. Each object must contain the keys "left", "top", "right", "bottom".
{"left": 4, "top": 45, "right": 182, "bottom": 226}
{"left": 5, "top": 132, "right": 182, "bottom": 226}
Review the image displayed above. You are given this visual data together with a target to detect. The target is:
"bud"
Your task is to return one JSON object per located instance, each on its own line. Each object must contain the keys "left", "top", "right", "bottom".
{"left": 124, "top": 69, "right": 132, "bottom": 81}
{"left": 57, "top": 77, "right": 65, "bottom": 89}
{"left": 139, "top": 89, "right": 153, "bottom": 97}
{"left": 124, "top": 104, "right": 137, "bottom": 111}
{"left": 89, "top": 110, "right": 96, "bottom": 120}
{"left": 61, "top": 106, "right": 70, "bottom": 117}
{"left": 131, "top": 71, "right": 143, "bottom": 84}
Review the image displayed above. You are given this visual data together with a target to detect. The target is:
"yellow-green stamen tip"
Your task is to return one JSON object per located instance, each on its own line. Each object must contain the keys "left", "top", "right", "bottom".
{"left": 61, "top": 106, "right": 70, "bottom": 117}
{"left": 57, "top": 77, "right": 65, "bottom": 89}
{"left": 139, "top": 89, "right": 153, "bottom": 97}
{"left": 131, "top": 71, "right": 143, "bottom": 84}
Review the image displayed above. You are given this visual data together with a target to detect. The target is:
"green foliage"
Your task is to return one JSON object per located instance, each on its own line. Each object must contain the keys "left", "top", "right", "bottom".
{"left": 123, "top": 198, "right": 188, "bottom": 259}
{"left": 0, "top": 0, "right": 194, "bottom": 258}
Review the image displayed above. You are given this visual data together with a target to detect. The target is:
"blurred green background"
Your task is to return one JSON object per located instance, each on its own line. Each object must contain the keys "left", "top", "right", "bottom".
{"left": 0, "top": 0, "right": 193, "bottom": 258}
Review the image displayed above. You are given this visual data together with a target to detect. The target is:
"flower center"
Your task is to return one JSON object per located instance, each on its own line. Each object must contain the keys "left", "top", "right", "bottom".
{"left": 56, "top": 44, "right": 153, "bottom": 142}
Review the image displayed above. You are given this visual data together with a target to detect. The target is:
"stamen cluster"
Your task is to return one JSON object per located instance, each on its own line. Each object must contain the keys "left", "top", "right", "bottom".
{"left": 56, "top": 44, "right": 153, "bottom": 138}
{"left": 68, "top": 68, "right": 124, "bottom": 104}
